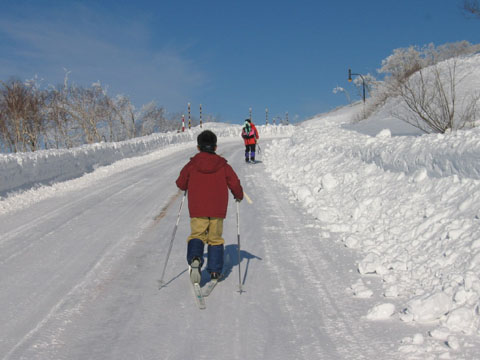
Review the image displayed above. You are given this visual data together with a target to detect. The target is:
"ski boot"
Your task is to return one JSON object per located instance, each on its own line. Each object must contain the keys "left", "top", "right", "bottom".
{"left": 189, "top": 257, "right": 202, "bottom": 284}
{"left": 210, "top": 272, "right": 221, "bottom": 280}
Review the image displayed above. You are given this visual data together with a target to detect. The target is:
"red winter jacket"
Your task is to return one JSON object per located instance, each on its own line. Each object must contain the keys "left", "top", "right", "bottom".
{"left": 176, "top": 152, "right": 244, "bottom": 218}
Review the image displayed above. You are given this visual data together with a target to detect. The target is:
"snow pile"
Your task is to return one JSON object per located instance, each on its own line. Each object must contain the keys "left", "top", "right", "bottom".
{"left": 337, "top": 126, "right": 480, "bottom": 180}
{"left": 365, "top": 303, "right": 396, "bottom": 320}
{"left": 0, "top": 123, "right": 294, "bottom": 196}
{"left": 263, "top": 57, "right": 480, "bottom": 356}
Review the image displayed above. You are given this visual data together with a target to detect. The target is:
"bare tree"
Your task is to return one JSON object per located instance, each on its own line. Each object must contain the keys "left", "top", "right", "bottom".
{"left": 66, "top": 85, "right": 106, "bottom": 144}
{"left": 1, "top": 79, "right": 25, "bottom": 152}
{"left": 0, "top": 74, "right": 196, "bottom": 152}
{"left": 0, "top": 79, "right": 46, "bottom": 152}
{"left": 0, "top": 92, "right": 12, "bottom": 152}
{"left": 463, "top": 0, "right": 480, "bottom": 18}
{"left": 393, "top": 59, "right": 479, "bottom": 133}
{"left": 22, "top": 87, "right": 45, "bottom": 151}
{"left": 110, "top": 95, "right": 136, "bottom": 140}
{"left": 45, "top": 86, "right": 72, "bottom": 148}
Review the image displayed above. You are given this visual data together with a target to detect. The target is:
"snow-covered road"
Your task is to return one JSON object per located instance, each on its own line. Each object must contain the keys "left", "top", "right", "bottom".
{"left": 1, "top": 138, "right": 411, "bottom": 360}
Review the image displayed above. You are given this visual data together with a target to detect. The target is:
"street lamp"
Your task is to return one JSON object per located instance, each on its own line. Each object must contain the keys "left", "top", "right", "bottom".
{"left": 348, "top": 69, "right": 366, "bottom": 103}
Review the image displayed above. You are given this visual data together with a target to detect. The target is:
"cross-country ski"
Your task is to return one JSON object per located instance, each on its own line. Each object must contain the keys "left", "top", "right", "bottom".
{"left": 201, "top": 278, "right": 220, "bottom": 297}
{"left": 192, "top": 282, "right": 206, "bottom": 310}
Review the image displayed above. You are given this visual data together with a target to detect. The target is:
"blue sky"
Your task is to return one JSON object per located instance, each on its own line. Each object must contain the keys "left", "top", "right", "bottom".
{"left": 0, "top": 0, "right": 479, "bottom": 124}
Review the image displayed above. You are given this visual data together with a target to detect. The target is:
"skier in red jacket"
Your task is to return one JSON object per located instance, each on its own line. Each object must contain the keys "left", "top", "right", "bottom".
{"left": 176, "top": 130, "right": 244, "bottom": 284}
{"left": 241, "top": 119, "right": 259, "bottom": 163}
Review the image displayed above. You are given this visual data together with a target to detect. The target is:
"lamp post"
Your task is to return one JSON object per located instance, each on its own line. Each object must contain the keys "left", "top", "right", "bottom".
{"left": 348, "top": 69, "right": 366, "bottom": 103}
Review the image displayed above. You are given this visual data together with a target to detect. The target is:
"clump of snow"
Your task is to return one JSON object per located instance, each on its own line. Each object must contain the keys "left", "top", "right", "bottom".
{"left": 401, "top": 292, "right": 453, "bottom": 323}
{"left": 446, "top": 335, "right": 460, "bottom": 350}
{"left": 412, "top": 333, "right": 425, "bottom": 345}
{"left": 376, "top": 129, "right": 391, "bottom": 138}
{"left": 358, "top": 252, "right": 388, "bottom": 275}
{"left": 320, "top": 173, "right": 338, "bottom": 190}
{"left": 444, "top": 307, "right": 477, "bottom": 334}
{"left": 349, "top": 279, "right": 373, "bottom": 298}
{"left": 366, "top": 303, "right": 396, "bottom": 320}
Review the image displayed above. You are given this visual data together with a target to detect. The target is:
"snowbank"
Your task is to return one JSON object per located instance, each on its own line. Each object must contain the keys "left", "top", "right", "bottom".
{"left": 264, "top": 80, "right": 480, "bottom": 356}
{"left": 0, "top": 123, "right": 294, "bottom": 196}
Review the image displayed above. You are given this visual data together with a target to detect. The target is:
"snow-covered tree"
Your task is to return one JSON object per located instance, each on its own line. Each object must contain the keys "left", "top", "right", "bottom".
{"left": 333, "top": 86, "right": 351, "bottom": 103}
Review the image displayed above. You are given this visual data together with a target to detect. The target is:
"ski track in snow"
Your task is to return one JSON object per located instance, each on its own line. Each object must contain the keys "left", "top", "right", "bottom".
{"left": 1, "top": 151, "right": 187, "bottom": 359}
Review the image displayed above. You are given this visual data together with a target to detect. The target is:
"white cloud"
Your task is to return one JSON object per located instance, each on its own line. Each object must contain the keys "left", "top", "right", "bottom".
{"left": 0, "top": 3, "right": 207, "bottom": 109}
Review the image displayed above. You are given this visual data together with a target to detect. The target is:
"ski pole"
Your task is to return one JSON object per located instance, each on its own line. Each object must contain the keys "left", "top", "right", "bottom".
{"left": 236, "top": 200, "right": 244, "bottom": 293}
{"left": 159, "top": 191, "right": 187, "bottom": 288}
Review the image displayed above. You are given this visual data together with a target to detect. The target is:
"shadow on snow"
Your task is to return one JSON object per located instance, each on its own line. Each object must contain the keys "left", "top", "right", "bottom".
{"left": 159, "top": 245, "right": 261, "bottom": 288}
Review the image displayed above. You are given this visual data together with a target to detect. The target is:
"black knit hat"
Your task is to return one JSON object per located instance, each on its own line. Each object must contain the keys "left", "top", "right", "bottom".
{"left": 197, "top": 130, "right": 217, "bottom": 153}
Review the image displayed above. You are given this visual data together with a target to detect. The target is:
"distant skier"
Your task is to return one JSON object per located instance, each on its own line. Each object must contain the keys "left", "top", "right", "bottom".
{"left": 176, "top": 130, "right": 244, "bottom": 284}
{"left": 241, "top": 119, "right": 259, "bottom": 163}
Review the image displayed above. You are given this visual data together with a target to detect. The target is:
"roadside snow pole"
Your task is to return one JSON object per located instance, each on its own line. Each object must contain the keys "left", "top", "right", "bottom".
{"left": 265, "top": 108, "right": 268, "bottom": 125}
{"left": 188, "top": 102, "right": 191, "bottom": 129}
{"left": 159, "top": 191, "right": 187, "bottom": 288}
{"left": 182, "top": 115, "right": 185, "bottom": 132}
{"left": 286, "top": 111, "right": 289, "bottom": 125}
{"left": 200, "top": 104, "right": 203, "bottom": 128}
{"left": 236, "top": 201, "right": 244, "bottom": 294}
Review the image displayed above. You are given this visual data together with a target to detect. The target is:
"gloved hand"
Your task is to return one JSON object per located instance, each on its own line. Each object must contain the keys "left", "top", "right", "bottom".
{"left": 235, "top": 198, "right": 242, "bottom": 203}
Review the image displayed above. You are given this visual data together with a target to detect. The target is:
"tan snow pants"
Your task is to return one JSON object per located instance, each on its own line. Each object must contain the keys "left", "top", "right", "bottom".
{"left": 187, "top": 217, "right": 225, "bottom": 246}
